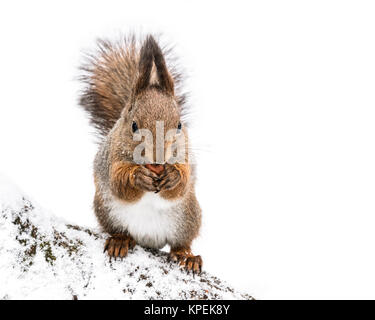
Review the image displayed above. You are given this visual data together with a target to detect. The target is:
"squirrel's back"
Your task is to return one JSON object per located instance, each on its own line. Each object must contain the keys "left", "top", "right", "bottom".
{"left": 79, "top": 34, "right": 186, "bottom": 137}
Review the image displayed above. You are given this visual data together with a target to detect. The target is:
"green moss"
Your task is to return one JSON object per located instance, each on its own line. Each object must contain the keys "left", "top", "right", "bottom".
{"left": 52, "top": 229, "right": 84, "bottom": 257}
{"left": 27, "top": 244, "right": 37, "bottom": 257}
{"left": 12, "top": 213, "right": 83, "bottom": 267}
{"left": 40, "top": 241, "right": 56, "bottom": 265}
{"left": 10, "top": 202, "right": 96, "bottom": 270}
{"left": 66, "top": 224, "right": 100, "bottom": 239}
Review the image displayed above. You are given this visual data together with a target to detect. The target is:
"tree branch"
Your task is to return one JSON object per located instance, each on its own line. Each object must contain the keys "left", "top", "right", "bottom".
{"left": 0, "top": 182, "right": 253, "bottom": 300}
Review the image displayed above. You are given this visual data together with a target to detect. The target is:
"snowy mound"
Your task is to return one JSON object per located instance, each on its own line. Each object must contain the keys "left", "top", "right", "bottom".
{"left": 0, "top": 176, "right": 252, "bottom": 300}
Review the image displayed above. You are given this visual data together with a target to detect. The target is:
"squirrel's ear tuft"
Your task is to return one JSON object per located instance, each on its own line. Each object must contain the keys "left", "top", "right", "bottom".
{"left": 134, "top": 35, "right": 174, "bottom": 96}
{"left": 149, "top": 36, "right": 174, "bottom": 95}
{"left": 134, "top": 36, "right": 154, "bottom": 95}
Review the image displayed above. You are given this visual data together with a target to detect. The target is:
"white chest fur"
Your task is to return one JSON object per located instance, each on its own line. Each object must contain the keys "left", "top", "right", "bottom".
{"left": 108, "top": 192, "right": 180, "bottom": 249}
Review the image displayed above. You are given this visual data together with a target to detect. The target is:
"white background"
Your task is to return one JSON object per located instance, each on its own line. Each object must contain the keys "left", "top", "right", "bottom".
{"left": 0, "top": 0, "right": 375, "bottom": 299}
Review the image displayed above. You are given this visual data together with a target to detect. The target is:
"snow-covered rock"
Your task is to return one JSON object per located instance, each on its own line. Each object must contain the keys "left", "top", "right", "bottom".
{"left": 0, "top": 176, "right": 253, "bottom": 300}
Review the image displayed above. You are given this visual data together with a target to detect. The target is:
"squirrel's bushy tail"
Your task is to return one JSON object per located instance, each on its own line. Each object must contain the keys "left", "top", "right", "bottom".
{"left": 79, "top": 35, "right": 138, "bottom": 137}
{"left": 79, "top": 34, "right": 186, "bottom": 138}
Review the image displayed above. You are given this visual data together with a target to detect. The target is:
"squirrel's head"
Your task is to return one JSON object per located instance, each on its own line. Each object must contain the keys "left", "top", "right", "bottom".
{"left": 116, "top": 36, "right": 187, "bottom": 165}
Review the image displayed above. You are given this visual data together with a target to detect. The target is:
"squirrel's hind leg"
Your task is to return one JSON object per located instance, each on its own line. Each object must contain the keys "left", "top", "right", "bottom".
{"left": 169, "top": 246, "right": 203, "bottom": 275}
{"left": 104, "top": 233, "right": 136, "bottom": 260}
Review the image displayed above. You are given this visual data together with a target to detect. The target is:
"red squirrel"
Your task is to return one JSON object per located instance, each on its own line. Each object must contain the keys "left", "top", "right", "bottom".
{"left": 79, "top": 35, "right": 202, "bottom": 273}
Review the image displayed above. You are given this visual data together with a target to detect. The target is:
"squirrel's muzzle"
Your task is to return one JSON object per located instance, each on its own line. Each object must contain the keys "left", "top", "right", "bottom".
{"left": 145, "top": 164, "right": 165, "bottom": 175}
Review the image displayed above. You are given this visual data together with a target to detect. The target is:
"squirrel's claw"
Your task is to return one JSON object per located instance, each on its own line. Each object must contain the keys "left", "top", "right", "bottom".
{"left": 186, "top": 255, "right": 202, "bottom": 275}
{"left": 169, "top": 250, "right": 203, "bottom": 275}
{"left": 104, "top": 234, "right": 136, "bottom": 260}
{"left": 103, "top": 238, "right": 110, "bottom": 253}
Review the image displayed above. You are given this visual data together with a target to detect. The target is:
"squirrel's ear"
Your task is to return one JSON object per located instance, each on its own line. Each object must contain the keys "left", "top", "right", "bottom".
{"left": 134, "top": 36, "right": 174, "bottom": 96}
{"left": 134, "top": 37, "right": 154, "bottom": 96}
{"left": 150, "top": 37, "right": 174, "bottom": 95}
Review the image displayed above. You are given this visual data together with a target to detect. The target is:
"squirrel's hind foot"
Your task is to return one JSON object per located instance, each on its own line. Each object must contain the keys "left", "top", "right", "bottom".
{"left": 104, "top": 234, "right": 136, "bottom": 260}
{"left": 169, "top": 247, "right": 203, "bottom": 275}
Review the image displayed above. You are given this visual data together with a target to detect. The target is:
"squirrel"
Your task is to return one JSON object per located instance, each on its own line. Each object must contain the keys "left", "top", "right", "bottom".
{"left": 79, "top": 35, "right": 202, "bottom": 273}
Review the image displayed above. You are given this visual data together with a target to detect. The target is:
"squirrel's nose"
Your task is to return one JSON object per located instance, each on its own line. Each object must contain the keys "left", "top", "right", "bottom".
{"left": 145, "top": 164, "right": 165, "bottom": 175}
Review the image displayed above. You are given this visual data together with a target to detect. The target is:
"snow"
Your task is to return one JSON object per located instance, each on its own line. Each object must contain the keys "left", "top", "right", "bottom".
{"left": 0, "top": 176, "right": 251, "bottom": 300}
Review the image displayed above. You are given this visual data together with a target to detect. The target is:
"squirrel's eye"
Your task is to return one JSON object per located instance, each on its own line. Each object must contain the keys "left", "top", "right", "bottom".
{"left": 177, "top": 122, "right": 182, "bottom": 131}
{"left": 132, "top": 121, "right": 138, "bottom": 133}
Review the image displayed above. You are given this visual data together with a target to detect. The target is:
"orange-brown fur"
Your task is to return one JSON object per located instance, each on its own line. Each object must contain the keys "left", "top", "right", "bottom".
{"left": 110, "top": 162, "right": 142, "bottom": 202}
{"left": 159, "top": 163, "right": 190, "bottom": 200}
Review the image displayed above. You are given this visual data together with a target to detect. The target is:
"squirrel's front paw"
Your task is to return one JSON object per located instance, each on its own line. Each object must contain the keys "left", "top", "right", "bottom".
{"left": 104, "top": 234, "right": 136, "bottom": 259}
{"left": 158, "top": 165, "right": 182, "bottom": 191}
{"left": 169, "top": 247, "right": 203, "bottom": 275}
{"left": 131, "top": 166, "right": 160, "bottom": 192}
